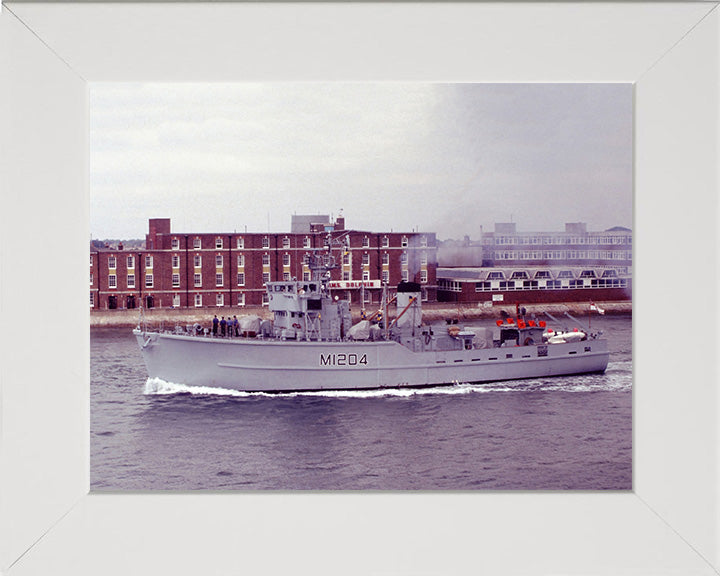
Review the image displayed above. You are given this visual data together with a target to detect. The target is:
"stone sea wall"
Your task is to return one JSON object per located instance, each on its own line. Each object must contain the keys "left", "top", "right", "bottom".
{"left": 91, "top": 301, "right": 631, "bottom": 329}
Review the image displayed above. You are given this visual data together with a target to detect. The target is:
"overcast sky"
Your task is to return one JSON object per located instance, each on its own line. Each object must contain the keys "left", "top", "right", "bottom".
{"left": 90, "top": 83, "right": 632, "bottom": 241}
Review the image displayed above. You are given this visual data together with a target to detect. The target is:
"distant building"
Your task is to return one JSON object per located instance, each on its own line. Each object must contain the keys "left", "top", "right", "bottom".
{"left": 437, "top": 222, "right": 632, "bottom": 304}
{"left": 90, "top": 216, "right": 438, "bottom": 310}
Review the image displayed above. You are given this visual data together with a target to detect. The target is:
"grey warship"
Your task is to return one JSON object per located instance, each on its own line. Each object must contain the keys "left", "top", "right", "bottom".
{"left": 134, "top": 237, "right": 609, "bottom": 393}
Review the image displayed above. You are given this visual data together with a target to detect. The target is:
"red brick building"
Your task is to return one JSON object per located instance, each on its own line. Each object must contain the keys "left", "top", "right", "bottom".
{"left": 90, "top": 216, "right": 438, "bottom": 310}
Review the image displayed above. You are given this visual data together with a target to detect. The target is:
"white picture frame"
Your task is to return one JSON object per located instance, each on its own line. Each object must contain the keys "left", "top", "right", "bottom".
{"left": 1, "top": 2, "right": 718, "bottom": 574}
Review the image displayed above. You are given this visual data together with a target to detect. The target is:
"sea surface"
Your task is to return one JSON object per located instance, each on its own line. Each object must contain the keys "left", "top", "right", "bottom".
{"left": 91, "top": 315, "right": 632, "bottom": 490}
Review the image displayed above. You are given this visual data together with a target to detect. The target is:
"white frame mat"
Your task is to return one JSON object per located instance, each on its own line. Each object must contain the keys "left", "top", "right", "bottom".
{"left": 1, "top": 3, "right": 718, "bottom": 575}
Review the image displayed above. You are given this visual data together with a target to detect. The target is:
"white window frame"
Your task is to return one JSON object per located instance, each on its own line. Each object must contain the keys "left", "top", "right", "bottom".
{"left": 262, "top": 236, "right": 270, "bottom": 249}
{"left": 172, "top": 273, "right": 180, "bottom": 288}
{"left": 194, "top": 294, "right": 202, "bottom": 307}
{"left": 215, "top": 237, "right": 223, "bottom": 249}
{"left": 126, "top": 255, "right": 134, "bottom": 269}
{"left": 237, "top": 272, "right": 245, "bottom": 286}
{"left": 127, "top": 274, "right": 135, "bottom": 288}
{"left": 193, "top": 237, "right": 201, "bottom": 250}
{"left": 145, "top": 255, "right": 153, "bottom": 269}
{"left": 108, "top": 274, "right": 117, "bottom": 288}
{"left": 216, "top": 293, "right": 224, "bottom": 307}
{"left": 145, "top": 274, "right": 154, "bottom": 288}
{"left": 216, "top": 273, "right": 224, "bottom": 287}
{"left": 194, "top": 273, "right": 202, "bottom": 287}
{"left": 194, "top": 254, "right": 202, "bottom": 268}
{"left": 216, "top": 254, "right": 223, "bottom": 267}
{"left": 171, "top": 237, "right": 180, "bottom": 250}
{"left": 108, "top": 256, "right": 116, "bottom": 270}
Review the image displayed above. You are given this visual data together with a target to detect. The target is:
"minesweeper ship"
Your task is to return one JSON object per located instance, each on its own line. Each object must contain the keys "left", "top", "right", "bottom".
{"left": 134, "top": 242, "right": 609, "bottom": 393}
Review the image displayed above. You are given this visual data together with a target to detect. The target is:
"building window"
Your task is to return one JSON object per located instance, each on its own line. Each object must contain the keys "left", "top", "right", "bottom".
{"left": 194, "top": 294, "right": 202, "bottom": 307}
{"left": 215, "top": 237, "right": 223, "bottom": 249}
{"left": 145, "top": 274, "right": 154, "bottom": 288}
{"left": 303, "top": 236, "right": 312, "bottom": 249}
{"left": 194, "top": 254, "right": 202, "bottom": 268}
{"left": 382, "top": 236, "right": 389, "bottom": 248}
{"left": 362, "top": 253, "right": 370, "bottom": 266}
{"left": 108, "top": 256, "right": 116, "bottom": 270}
{"left": 127, "top": 274, "right": 135, "bottom": 288}
{"left": 262, "top": 272, "right": 270, "bottom": 284}
{"left": 172, "top": 294, "right": 180, "bottom": 307}
{"left": 343, "top": 253, "right": 350, "bottom": 265}
{"left": 421, "top": 252, "right": 427, "bottom": 265}
{"left": 216, "top": 274, "right": 224, "bottom": 286}
{"left": 283, "top": 253, "right": 291, "bottom": 266}
{"left": 237, "top": 254, "right": 245, "bottom": 267}
{"left": 400, "top": 252, "right": 408, "bottom": 264}
{"left": 382, "top": 253, "right": 389, "bottom": 265}
{"left": 216, "top": 254, "right": 223, "bottom": 267}
{"left": 145, "top": 255, "right": 153, "bottom": 269}
{"left": 283, "top": 272, "right": 291, "bottom": 281}
{"left": 172, "top": 273, "right": 180, "bottom": 287}
{"left": 535, "top": 270, "right": 552, "bottom": 279}
{"left": 126, "top": 255, "right": 134, "bottom": 269}
{"left": 510, "top": 271, "right": 529, "bottom": 280}
{"left": 303, "top": 272, "right": 311, "bottom": 281}
{"left": 420, "top": 236, "right": 428, "bottom": 247}
{"left": 237, "top": 272, "right": 245, "bottom": 286}
{"left": 90, "top": 272, "right": 94, "bottom": 286}
{"left": 262, "top": 253, "right": 270, "bottom": 266}
{"left": 420, "top": 270, "right": 428, "bottom": 283}
{"left": 381, "top": 270, "right": 389, "bottom": 283}
{"left": 172, "top": 238, "right": 180, "bottom": 250}
{"left": 172, "top": 254, "right": 180, "bottom": 268}
{"left": 236, "top": 237, "right": 244, "bottom": 249}
{"left": 580, "top": 270, "right": 596, "bottom": 278}
{"left": 362, "top": 236, "right": 370, "bottom": 248}
{"left": 401, "top": 270, "right": 409, "bottom": 282}
{"left": 237, "top": 293, "right": 245, "bottom": 306}
{"left": 262, "top": 236, "right": 270, "bottom": 248}
{"left": 90, "top": 292, "right": 95, "bottom": 307}
{"left": 193, "top": 237, "right": 201, "bottom": 250}
{"left": 108, "top": 274, "right": 117, "bottom": 288}
{"left": 194, "top": 273, "right": 202, "bottom": 287}
{"left": 401, "top": 236, "right": 408, "bottom": 247}
{"left": 282, "top": 236, "right": 290, "bottom": 249}
{"left": 557, "top": 270, "right": 574, "bottom": 279}
{"left": 487, "top": 271, "right": 505, "bottom": 280}
{"left": 343, "top": 271, "right": 351, "bottom": 281}
{"left": 216, "top": 293, "right": 224, "bottom": 306}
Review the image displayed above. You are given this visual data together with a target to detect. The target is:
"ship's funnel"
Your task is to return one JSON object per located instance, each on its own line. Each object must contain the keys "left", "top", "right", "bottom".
{"left": 395, "top": 281, "right": 422, "bottom": 331}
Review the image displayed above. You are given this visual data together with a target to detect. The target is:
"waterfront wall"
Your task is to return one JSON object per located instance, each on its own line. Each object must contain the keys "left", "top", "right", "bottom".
{"left": 91, "top": 301, "right": 631, "bottom": 329}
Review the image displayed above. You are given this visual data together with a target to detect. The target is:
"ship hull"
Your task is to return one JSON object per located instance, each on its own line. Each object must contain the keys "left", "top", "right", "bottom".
{"left": 133, "top": 329, "right": 610, "bottom": 392}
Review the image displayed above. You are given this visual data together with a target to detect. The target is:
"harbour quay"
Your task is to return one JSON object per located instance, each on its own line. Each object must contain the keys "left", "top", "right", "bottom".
{"left": 90, "top": 216, "right": 632, "bottom": 316}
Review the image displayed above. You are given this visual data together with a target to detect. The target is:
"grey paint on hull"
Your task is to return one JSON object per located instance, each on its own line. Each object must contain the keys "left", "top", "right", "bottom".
{"left": 134, "top": 330, "right": 610, "bottom": 392}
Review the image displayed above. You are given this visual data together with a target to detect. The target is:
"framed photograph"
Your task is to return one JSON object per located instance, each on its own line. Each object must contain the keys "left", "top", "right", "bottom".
{"left": 1, "top": 2, "right": 718, "bottom": 575}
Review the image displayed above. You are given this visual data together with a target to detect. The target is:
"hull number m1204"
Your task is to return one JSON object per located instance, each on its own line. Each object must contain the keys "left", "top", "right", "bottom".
{"left": 319, "top": 353, "right": 368, "bottom": 367}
